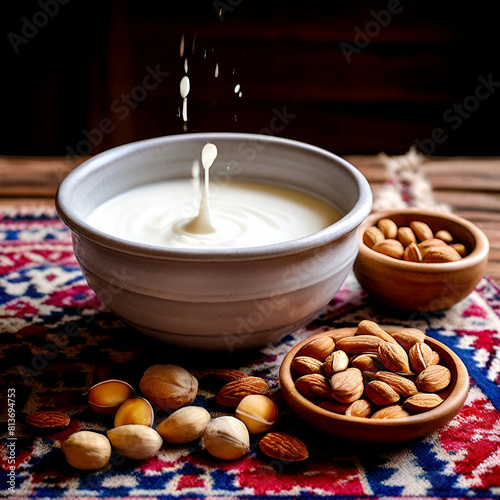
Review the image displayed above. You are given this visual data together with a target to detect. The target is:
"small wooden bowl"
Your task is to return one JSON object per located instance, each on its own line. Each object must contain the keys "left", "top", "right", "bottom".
{"left": 279, "top": 327, "right": 469, "bottom": 444}
{"left": 353, "top": 208, "right": 489, "bottom": 311}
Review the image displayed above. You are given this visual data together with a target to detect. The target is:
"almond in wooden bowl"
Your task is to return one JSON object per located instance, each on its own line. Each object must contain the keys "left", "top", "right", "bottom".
{"left": 353, "top": 208, "right": 489, "bottom": 311}
{"left": 279, "top": 326, "right": 469, "bottom": 444}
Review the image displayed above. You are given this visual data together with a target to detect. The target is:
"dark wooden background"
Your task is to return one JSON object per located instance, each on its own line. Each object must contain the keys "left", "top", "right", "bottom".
{"left": 3, "top": 0, "right": 500, "bottom": 157}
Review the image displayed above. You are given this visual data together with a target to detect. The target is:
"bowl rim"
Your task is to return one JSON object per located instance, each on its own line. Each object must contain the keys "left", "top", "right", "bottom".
{"left": 357, "top": 208, "right": 489, "bottom": 272}
{"left": 56, "top": 132, "right": 372, "bottom": 262}
{"left": 279, "top": 326, "right": 470, "bottom": 430}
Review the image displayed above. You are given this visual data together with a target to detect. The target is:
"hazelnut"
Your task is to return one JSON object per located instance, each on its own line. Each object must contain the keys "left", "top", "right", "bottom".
{"left": 88, "top": 380, "right": 135, "bottom": 416}
{"left": 114, "top": 396, "right": 154, "bottom": 428}
{"left": 235, "top": 395, "right": 278, "bottom": 434}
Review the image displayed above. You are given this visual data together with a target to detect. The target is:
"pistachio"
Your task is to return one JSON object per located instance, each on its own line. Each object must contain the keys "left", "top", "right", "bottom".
{"left": 156, "top": 406, "right": 210, "bottom": 443}
{"left": 107, "top": 425, "right": 163, "bottom": 460}
{"left": 202, "top": 416, "right": 250, "bottom": 460}
{"left": 61, "top": 431, "right": 111, "bottom": 470}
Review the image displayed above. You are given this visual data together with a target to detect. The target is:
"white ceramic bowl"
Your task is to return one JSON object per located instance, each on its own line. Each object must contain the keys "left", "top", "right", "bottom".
{"left": 56, "top": 133, "right": 372, "bottom": 350}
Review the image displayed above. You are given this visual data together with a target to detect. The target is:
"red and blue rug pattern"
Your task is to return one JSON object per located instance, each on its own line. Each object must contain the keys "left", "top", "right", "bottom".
{"left": 1, "top": 204, "right": 500, "bottom": 498}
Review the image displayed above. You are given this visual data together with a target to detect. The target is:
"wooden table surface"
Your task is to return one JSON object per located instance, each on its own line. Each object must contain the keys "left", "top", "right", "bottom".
{"left": 1, "top": 155, "right": 499, "bottom": 282}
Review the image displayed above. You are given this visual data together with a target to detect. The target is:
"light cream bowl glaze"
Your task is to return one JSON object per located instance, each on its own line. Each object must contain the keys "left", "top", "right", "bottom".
{"left": 56, "top": 133, "right": 372, "bottom": 350}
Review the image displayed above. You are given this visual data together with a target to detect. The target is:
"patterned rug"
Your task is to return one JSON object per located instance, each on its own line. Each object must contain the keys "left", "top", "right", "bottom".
{"left": 1, "top": 200, "right": 500, "bottom": 499}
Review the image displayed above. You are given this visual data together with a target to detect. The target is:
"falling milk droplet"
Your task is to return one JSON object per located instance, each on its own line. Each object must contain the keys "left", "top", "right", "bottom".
{"left": 238, "top": 91, "right": 242, "bottom": 98}
{"left": 180, "top": 33, "right": 185, "bottom": 58}
{"left": 184, "top": 58, "right": 188, "bottom": 73}
{"left": 182, "top": 97, "right": 188, "bottom": 122}
{"left": 180, "top": 76, "right": 190, "bottom": 98}
{"left": 215, "top": 63, "right": 219, "bottom": 78}
{"left": 234, "top": 84, "right": 240, "bottom": 93}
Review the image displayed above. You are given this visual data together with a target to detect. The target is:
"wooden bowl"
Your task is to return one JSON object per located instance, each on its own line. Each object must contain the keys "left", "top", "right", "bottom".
{"left": 353, "top": 208, "right": 489, "bottom": 311}
{"left": 279, "top": 327, "right": 469, "bottom": 443}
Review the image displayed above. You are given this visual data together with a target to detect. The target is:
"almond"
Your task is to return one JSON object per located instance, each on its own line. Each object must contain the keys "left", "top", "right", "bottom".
{"left": 318, "top": 400, "right": 351, "bottom": 414}
{"left": 377, "top": 218, "right": 398, "bottom": 239}
{"left": 345, "top": 399, "right": 373, "bottom": 418}
{"left": 295, "top": 373, "right": 332, "bottom": 400}
{"left": 435, "top": 229, "right": 454, "bottom": 244}
{"left": 330, "top": 368, "right": 364, "bottom": 403}
{"left": 291, "top": 356, "right": 324, "bottom": 376}
{"left": 323, "top": 350, "right": 349, "bottom": 377}
{"left": 372, "top": 239, "right": 404, "bottom": 259}
{"left": 389, "top": 329, "right": 426, "bottom": 352}
{"left": 259, "top": 432, "right": 308, "bottom": 462}
{"left": 373, "top": 371, "right": 418, "bottom": 398}
{"left": 429, "top": 350, "right": 441, "bottom": 366}
{"left": 418, "top": 238, "right": 448, "bottom": 252}
{"left": 215, "top": 369, "right": 248, "bottom": 382}
{"left": 363, "top": 226, "right": 385, "bottom": 248}
{"left": 416, "top": 365, "right": 451, "bottom": 392}
{"left": 410, "top": 220, "right": 434, "bottom": 242}
{"left": 336, "top": 335, "right": 386, "bottom": 354}
{"left": 297, "top": 336, "right": 335, "bottom": 361}
{"left": 372, "top": 405, "right": 410, "bottom": 419}
{"left": 403, "top": 242, "right": 423, "bottom": 262}
{"left": 450, "top": 243, "right": 468, "bottom": 257}
{"left": 409, "top": 342, "right": 433, "bottom": 373}
{"left": 403, "top": 393, "right": 444, "bottom": 412}
{"left": 26, "top": 411, "right": 70, "bottom": 429}
{"left": 422, "top": 246, "right": 462, "bottom": 263}
{"left": 364, "top": 380, "right": 400, "bottom": 406}
{"left": 356, "top": 320, "right": 400, "bottom": 345}
{"left": 397, "top": 226, "right": 417, "bottom": 247}
{"left": 378, "top": 342, "right": 412, "bottom": 373}
{"left": 216, "top": 377, "right": 270, "bottom": 407}
{"left": 350, "top": 354, "right": 380, "bottom": 373}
